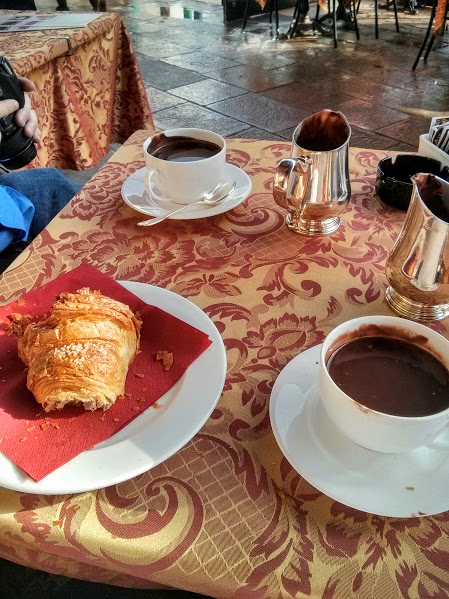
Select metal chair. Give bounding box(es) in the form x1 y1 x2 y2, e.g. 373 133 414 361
356 0 400 39
242 0 280 37
313 0 360 47
282 0 317 40
412 0 448 70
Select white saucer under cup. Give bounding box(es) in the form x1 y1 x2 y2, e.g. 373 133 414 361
121 164 252 221
270 344 449 518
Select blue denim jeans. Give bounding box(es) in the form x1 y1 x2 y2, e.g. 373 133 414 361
0 168 81 242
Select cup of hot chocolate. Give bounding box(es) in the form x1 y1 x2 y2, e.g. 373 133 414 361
143 128 226 205
319 315 449 453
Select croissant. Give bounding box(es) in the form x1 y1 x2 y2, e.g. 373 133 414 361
17 288 142 412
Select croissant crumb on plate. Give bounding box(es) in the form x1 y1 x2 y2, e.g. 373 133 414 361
12 287 142 412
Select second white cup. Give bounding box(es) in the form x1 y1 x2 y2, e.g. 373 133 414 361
143 128 226 205
319 315 449 453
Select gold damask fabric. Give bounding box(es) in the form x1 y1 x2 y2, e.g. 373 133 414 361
0 12 153 170
0 132 448 598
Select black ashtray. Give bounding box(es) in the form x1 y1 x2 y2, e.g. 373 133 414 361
376 154 449 210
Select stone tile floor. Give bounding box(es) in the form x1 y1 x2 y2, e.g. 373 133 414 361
1 0 449 596
41 0 449 162
35 0 449 188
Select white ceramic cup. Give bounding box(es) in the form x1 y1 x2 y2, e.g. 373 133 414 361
319 315 449 453
143 128 226 205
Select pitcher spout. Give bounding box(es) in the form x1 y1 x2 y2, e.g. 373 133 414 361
411 173 449 224
296 109 351 153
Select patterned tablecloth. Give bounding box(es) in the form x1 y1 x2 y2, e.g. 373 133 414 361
0 11 153 170
435 0 448 33
1 132 449 598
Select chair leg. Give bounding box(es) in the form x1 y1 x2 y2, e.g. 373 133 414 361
412 0 437 69
374 0 379 38
333 0 337 47
275 0 279 36
243 0 279 35
392 0 400 32
242 0 251 30
292 0 302 21
423 3 447 63
290 0 306 36
351 0 360 39
424 32 437 60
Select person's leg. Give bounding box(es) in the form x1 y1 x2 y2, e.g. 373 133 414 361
56 0 70 11
0 168 81 241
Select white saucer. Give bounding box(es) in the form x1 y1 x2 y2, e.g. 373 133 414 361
121 163 252 219
270 344 449 518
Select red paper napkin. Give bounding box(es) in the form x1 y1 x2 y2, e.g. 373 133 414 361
0 264 211 482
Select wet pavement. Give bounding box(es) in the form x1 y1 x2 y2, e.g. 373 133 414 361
35 0 449 153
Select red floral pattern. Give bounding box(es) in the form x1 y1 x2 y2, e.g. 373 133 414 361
0 11 153 170
1 133 449 597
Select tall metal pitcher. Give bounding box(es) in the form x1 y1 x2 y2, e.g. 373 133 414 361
273 109 351 236
385 173 449 321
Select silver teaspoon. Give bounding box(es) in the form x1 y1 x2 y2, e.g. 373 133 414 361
137 181 236 227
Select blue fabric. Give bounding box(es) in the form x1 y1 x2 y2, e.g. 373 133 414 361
0 168 81 251
0 185 35 253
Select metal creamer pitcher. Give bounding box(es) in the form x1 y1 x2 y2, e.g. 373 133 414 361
385 173 449 321
273 109 351 236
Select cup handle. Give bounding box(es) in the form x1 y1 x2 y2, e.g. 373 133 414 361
144 169 170 203
273 156 311 214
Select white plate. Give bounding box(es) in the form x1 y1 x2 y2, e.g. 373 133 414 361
121 163 252 219
0 282 227 495
270 344 449 518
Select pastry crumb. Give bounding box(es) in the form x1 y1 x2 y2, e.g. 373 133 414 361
7 313 33 337
156 350 173 371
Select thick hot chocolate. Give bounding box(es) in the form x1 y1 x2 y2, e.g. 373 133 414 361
327 336 449 417
147 134 221 163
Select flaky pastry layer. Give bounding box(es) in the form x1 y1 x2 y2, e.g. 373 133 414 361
17 287 142 412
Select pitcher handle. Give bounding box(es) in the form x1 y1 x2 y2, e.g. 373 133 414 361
273 157 311 215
